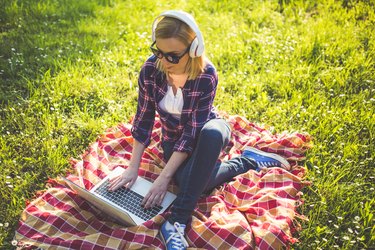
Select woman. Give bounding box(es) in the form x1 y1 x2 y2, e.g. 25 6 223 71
108 10 290 250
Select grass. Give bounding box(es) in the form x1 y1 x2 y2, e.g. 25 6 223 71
0 0 374 249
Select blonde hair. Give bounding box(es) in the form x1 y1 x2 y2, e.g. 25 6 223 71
154 17 206 80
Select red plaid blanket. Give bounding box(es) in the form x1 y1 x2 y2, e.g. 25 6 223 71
15 115 311 249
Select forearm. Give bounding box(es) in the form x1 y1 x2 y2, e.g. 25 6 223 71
128 139 146 170
160 151 188 180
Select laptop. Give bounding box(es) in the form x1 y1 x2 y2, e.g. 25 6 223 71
61 167 177 226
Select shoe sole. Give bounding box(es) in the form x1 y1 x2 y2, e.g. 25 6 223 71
244 146 291 170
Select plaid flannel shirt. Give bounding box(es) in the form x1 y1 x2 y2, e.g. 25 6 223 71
131 55 219 155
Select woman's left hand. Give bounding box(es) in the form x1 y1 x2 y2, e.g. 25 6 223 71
142 175 171 209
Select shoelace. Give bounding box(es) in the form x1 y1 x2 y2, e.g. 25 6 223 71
258 161 281 169
165 222 189 249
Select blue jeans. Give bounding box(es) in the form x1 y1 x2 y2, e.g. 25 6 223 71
162 118 257 225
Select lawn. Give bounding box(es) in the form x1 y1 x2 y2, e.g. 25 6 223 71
0 0 374 249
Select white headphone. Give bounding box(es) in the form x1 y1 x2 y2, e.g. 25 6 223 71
151 10 205 58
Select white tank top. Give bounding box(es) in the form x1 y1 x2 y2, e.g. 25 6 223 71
158 85 184 119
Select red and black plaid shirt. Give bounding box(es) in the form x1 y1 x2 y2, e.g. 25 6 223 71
131 55 219 155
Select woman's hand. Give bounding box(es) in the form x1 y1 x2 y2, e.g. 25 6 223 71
142 175 171 209
108 166 138 192
141 151 187 209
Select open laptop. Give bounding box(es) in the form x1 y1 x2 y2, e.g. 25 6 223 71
61 167 177 226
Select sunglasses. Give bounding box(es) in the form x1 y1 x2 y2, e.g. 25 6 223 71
150 41 190 64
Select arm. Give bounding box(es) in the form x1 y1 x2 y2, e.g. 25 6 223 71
131 61 156 148
109 61 155 191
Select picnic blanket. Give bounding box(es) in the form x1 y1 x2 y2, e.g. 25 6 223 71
15 115 312 249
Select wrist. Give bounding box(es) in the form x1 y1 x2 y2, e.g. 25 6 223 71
159 171 173 181
127 162 139 170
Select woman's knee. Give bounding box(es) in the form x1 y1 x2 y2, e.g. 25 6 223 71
200 119 230 145
200 126 223 143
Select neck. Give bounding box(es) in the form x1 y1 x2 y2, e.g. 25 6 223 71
168 68 188 75
169 72 188 77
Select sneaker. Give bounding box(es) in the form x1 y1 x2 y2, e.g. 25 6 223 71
160 221 189 250
242 146 291 171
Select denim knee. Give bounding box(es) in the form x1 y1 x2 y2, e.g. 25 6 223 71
200 126 224 144
200 120 230 148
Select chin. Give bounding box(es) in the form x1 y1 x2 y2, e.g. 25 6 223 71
166 68 176 74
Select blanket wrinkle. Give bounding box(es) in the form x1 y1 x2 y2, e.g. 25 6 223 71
15 115 311 250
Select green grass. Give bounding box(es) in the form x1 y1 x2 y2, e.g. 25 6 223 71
1 0 374 249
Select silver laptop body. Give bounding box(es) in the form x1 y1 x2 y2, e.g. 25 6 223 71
62 167 176 226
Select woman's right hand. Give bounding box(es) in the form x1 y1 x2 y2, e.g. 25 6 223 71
108 166 138 192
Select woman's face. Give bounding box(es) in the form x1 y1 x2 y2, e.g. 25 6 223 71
155 38 190 75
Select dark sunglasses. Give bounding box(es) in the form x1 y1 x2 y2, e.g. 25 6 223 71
150 41 190 64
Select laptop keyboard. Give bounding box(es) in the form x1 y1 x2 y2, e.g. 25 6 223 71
93 179 163 221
